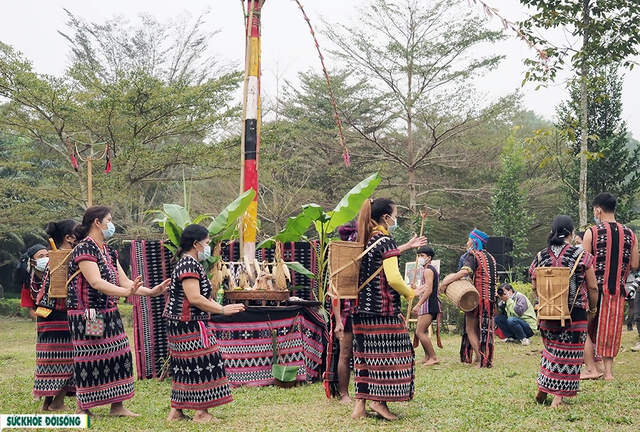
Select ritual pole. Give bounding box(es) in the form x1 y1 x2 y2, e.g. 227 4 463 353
240 0 263 261
87 155 93 207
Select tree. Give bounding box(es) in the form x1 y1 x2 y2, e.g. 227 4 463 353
519 0 640 228
323 0 511 212
0 12 241 231
491 132 534 272
557 66 640 223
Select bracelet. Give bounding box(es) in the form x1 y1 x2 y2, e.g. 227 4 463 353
221 306 225 315
588 307 597 314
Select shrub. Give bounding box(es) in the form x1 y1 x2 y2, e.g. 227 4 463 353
0 298 31 319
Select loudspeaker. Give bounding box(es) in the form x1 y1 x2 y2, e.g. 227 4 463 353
492 254 513 271
486 236 513 254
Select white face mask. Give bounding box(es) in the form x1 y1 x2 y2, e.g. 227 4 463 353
197 241 211 262
417 257 427 267
34 257 49 272
102 222 116 239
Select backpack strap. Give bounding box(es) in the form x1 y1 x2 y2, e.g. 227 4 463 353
357 265 384 293
568 249 585 313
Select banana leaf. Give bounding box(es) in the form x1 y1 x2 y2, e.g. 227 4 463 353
284 261 316 279
321 172 381 234
208 189 256 238
272 364 298 382
162 204 191 229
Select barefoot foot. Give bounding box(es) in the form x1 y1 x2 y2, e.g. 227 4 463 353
580 369 603 380
550 396 566 409
167 408 190 421
369 401 398 421
340 394 354 404
603 373 615 381
350 409 369 419
423 358 440 366
193 413 220 424
41 397 53 412
48 403 70 411
109 406 139 417
535 390 547 404
75 409 96 418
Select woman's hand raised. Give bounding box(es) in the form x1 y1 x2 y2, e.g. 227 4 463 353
149 279 171 297
128 276 143 296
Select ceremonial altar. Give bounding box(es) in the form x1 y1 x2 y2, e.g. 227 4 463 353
209 305 325 387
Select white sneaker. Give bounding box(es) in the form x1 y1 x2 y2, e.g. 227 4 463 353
631 342 640 352
521 338 531 346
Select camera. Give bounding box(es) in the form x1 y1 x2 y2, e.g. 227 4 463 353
626 276 639 300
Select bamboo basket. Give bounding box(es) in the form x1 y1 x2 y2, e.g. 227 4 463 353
48 249 73 298
445 278 479 312
534 266 571 326
328 241 365 299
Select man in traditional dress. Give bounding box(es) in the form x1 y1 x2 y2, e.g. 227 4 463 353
581 193 639 381
441 229 498 368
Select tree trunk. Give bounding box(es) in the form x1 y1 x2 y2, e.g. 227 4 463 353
578 0 590 229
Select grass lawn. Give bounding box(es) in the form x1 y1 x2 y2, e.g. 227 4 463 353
2 308 640 431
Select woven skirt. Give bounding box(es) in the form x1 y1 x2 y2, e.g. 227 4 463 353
538 318 587 397
167 320 233 410
68 307 135 409
352 314 414 402
34 311 76 397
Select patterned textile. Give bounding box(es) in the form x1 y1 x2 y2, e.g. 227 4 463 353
538 310 588 397
418 264 441 316
529 244 595 311
167 320 233 409
356 231 402 316
34 310 76 398
469 229 489 251
163 255 212 322
67 237 134 409
210 306 324 387
68 308 135 409
352 314 415 402
460 250 497 368
130 240 174 380
221 241 318 300
66 237 119 311
590 222 636 357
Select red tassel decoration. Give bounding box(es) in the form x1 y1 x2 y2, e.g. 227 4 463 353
70 152 79 172
104 143 112 173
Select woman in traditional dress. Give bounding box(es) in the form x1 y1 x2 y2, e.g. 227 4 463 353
441 229 498 368
31 220 78 411
17 244 49 321
164 224 245 424
351 198 425 421
67 206 169 417
529 215 598 408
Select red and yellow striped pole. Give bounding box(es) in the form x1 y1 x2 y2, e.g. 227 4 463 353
240 0 263 260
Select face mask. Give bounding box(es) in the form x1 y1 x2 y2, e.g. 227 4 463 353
594 217 600 224
387 216 398 234
197 242 211 262
417 257 427 267
34 257 49 272
102 222 116 239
